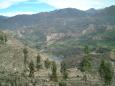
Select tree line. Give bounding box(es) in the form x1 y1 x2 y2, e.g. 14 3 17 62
22 46 114 86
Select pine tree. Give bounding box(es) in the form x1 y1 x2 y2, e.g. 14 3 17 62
1 33 7 44
4 34 7 43
80 46 92 72
79 46 92 83
36 54 41 70
44 58 51 69
99 59 113 85
63 71 68 80
23 48 28 70
80 57 92 72
60 61 68 80
29 61 35 77
59 81 67 86
84 45 89 55
0 32 5 44
50 61 58 81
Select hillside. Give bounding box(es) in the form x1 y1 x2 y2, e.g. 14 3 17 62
0 31 60 85
0 30 38 72
0 5 115 65
0 31 113 86
0 5 115 86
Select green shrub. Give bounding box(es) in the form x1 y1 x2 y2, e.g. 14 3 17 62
59 81 67 86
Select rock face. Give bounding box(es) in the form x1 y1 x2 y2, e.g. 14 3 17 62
82 24 95 35
67 68 83 79
110 50 115 61
0 6 115 50
46 32 77 44
46 33 66 42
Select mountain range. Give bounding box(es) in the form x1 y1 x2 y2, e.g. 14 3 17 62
0 5 115 59
0 5 115 29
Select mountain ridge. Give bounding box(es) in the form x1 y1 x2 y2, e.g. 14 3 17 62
0 5 115 55
0 5 115 30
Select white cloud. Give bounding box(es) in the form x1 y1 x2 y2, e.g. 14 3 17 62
0 0 113 10
39 0 111 10
0 0 114 16
0 0 28 9
0 11 35 17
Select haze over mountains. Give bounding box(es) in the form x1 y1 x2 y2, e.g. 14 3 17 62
0 5 115 55
0 5 115 86
0 5 115 29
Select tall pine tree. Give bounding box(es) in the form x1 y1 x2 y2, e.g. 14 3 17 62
36 53 41 70
79 46 92 82
80 45 92 72
99 59 113 85
60 61 68 80
50 61 58 81
29 60 35 77
23 48 28 70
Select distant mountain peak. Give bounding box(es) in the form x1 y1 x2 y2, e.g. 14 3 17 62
50 8 86 17
53 8 84 13
104 5 115 15
0 5 115 30
87 8 96 11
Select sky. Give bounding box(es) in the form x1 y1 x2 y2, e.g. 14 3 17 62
0 0 115 16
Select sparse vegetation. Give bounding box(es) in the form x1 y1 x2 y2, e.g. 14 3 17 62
60 61 68 80
1 5 115 86
0 31 7 44
23 48 28 70
36 53 42 70
44 58 51 69
59 81 67 86
99 58 113 85
29 60 35 77
50 61 58 82
80 46 92 72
